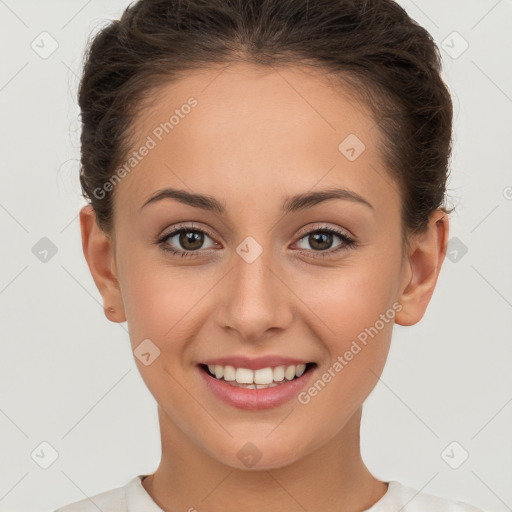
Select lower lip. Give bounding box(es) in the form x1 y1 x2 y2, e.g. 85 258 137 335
197 365 316 410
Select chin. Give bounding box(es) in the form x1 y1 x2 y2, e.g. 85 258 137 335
209 435 309 471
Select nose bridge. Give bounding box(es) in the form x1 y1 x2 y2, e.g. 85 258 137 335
218 237 292 340
234 241 276 298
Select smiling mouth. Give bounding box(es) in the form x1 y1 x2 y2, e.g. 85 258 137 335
198 362 317 389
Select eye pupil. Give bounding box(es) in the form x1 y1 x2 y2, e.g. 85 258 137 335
310 232 333 251
180 230 204 250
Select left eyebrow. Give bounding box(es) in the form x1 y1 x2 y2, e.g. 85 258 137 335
139 186 374 214
282 187 374 214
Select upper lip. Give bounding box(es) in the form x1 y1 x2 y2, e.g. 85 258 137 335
200 355 314 370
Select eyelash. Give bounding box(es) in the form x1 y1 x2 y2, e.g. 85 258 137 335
155 223 357 259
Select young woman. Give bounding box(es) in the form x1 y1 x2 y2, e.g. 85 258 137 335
55 0 486 510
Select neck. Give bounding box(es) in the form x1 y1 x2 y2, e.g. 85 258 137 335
142 406 388 512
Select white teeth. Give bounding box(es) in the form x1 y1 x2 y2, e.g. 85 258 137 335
214 365 224 379
295 364 306 377
273 366 285 381
223 365 236 381
235 367 254 384
285 366 296 380
227 381 279 389
254 367 274 385
204 363 312 385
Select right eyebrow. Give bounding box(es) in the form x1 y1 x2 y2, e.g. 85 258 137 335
139 188 226 214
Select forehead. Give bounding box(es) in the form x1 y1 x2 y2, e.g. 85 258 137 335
115 62 394 216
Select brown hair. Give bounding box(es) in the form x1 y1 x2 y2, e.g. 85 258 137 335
78 0 454 245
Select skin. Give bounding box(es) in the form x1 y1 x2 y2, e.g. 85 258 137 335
80 62 449 512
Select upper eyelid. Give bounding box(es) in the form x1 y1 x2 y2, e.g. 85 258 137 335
294 223 353 239
162 222 214 237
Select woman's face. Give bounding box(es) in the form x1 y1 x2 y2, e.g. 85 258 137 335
98 63 420 469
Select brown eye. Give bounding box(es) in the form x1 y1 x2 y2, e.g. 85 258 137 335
308 232 335 251
158 224 217 258
295 227 355 255
177 230 205 251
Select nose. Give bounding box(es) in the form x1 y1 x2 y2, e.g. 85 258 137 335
216 246 293 343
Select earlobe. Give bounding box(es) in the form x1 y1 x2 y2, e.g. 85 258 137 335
79 205 126 323
395 210 449 327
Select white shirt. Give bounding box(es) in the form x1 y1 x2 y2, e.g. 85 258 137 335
54 475 487 512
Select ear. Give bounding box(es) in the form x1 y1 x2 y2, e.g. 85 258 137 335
79 205 126 323
394 209 449 326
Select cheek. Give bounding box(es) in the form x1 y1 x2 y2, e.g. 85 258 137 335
120 266 208 397
293 256 399 342
119 245 208 338
293 284 395 435
287 253 400 399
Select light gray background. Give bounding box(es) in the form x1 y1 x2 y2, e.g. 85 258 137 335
0 1 511 511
